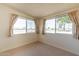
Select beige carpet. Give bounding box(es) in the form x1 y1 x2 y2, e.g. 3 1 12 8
0 42 77 56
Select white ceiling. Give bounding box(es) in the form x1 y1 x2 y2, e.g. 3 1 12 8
4 3 79 18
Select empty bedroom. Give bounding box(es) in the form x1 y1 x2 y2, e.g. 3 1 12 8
0 3 79 56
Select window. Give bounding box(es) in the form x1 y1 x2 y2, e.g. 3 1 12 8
56 15 72 34
45 19 55 33
45 15 72 34
27 20 36 33
13 17 35 34
13 17 26 34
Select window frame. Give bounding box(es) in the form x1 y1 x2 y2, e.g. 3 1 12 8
26 19 36 33
44 15 73 34
12 16 36 35
44 18 56 33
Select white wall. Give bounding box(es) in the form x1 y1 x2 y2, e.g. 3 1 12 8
39 33 79 55
0 5 38 52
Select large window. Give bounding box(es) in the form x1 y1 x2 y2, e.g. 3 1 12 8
45 19 55 33
27 20 36 33
45 15 72 34
13 17 35 34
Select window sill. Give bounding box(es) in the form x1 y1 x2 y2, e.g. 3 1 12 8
12 32 36 36
45 33 73 35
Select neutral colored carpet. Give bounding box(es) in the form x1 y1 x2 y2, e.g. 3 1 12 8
0 42 77 56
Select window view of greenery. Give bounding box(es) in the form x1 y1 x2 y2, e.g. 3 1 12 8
56 15 72 34
13 17 35 34
45 15 72 34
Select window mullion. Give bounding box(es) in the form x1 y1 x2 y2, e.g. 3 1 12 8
55 18 56 33
26 20 27 32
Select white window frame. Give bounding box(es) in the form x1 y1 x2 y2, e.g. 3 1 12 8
45 15 73 34
12 16 36 35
